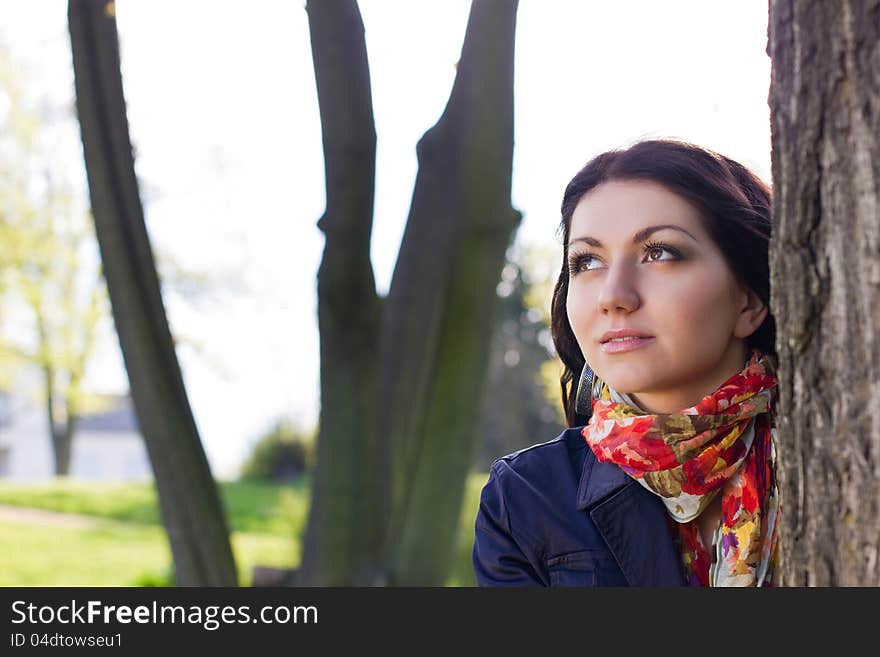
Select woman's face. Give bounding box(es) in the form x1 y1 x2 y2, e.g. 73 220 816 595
565 179 767 413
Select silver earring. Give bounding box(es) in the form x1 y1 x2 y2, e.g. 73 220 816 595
575 363 594 419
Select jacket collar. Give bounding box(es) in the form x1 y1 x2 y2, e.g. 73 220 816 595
576 436 686 586
576 443 634 510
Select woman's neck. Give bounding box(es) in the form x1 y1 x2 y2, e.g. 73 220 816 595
627 341 749 414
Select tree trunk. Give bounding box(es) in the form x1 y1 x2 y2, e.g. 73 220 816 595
39 320 71 476
68 0 238 586
769 0 880 585
49 420 75 478
44 362 71 477
380 0 520 585
297 0 383 586
299 0 520 585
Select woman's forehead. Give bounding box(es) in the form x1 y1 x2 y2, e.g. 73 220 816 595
570 179 707 241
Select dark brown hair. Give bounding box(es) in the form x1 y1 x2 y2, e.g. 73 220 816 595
550 139 775 427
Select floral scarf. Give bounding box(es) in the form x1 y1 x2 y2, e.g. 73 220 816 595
582 348 780 587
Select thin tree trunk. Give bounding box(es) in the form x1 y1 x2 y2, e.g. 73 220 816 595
43 364 71 476
35 304 70 476
36 297 63 475
68 0 237 586
50 420 75 478
769 0 880 585
297 0 383 586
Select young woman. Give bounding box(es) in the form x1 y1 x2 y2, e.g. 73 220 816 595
473 139 779 587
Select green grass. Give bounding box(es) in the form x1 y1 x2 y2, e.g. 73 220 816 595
0 520 172 587
0 520 298 587
0 473 488 587
0 478 311 536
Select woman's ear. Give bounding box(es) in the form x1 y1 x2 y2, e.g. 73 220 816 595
734 287 768 339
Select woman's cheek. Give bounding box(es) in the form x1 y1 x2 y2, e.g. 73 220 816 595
566 296 594 358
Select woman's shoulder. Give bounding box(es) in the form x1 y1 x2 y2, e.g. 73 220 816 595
474 427 633 586
493 425 588 463
487 426 591 487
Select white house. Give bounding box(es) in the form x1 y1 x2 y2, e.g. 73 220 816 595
0 385 152 482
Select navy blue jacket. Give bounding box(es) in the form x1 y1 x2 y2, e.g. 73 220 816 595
472 426 687 586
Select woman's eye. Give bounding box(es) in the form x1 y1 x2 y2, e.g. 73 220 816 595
568 242 680 276
644 245 674 262
568 253 597 274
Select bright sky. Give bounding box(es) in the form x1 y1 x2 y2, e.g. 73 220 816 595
1 1 772 478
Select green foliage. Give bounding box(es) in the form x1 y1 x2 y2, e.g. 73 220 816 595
0 42 111 433
239 419 316 483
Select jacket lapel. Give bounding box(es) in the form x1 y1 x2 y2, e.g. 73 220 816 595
577 451 686 586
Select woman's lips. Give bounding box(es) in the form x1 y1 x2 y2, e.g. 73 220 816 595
600 336 655 354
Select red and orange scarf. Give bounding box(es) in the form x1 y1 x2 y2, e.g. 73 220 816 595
582 348 780 586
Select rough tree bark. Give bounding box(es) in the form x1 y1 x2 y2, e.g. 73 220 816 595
769 0 880 585
299 0 520 585
68 0 238 586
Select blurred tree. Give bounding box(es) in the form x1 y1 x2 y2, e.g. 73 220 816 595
67 0 237 586
473 242 565 471
0 44 109 475
239 418 315 483
769 0 880 585
1 39 235 475
0 45 29 389
5 190 107 477
299 0 520 585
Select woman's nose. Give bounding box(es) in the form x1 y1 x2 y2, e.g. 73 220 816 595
596 262 640 314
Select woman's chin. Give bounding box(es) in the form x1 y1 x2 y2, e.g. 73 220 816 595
598 371 653 394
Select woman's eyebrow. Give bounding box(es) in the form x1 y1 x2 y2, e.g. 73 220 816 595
570 224 698 247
